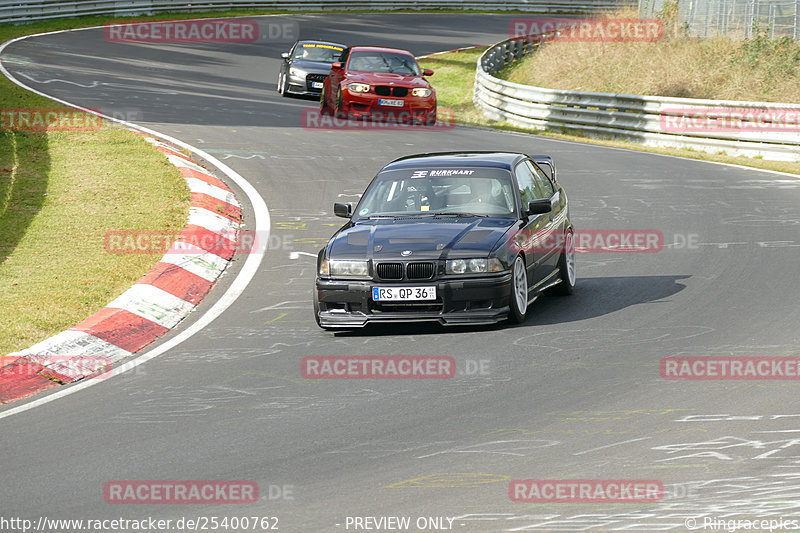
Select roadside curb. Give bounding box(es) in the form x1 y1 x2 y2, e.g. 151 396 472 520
0 132 242 405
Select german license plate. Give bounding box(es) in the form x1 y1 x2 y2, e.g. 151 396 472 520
372 286 436 301
378 98 404 107
312 81 324 89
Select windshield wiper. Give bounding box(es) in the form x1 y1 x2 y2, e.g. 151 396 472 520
434 212 490 218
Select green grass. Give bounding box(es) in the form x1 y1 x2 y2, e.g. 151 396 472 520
419 49 800 175
0 10 206 355
0 128 190 356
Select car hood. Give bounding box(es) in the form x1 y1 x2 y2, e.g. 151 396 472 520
345 71 430 87
329 218 515 261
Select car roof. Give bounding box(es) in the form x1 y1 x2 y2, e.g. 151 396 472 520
348 45 415 55
296 40 346 48
382 152 527 171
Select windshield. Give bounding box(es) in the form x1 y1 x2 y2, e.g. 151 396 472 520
292 43 344 63
347 51 421 75
354 168 517 219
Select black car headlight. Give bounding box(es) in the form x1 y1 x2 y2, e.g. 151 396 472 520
320 259 370 278
445 258 504 274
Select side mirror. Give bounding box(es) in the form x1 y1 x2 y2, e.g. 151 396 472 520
527 197 554 215
331 62 343 70
334 202 352 218
281 52 289 60
423 68 434 76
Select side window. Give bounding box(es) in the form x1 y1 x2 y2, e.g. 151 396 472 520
528 161 554 197
339 48 350 65
514 162 540 206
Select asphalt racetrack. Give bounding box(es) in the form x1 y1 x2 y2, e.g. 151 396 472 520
2 13 800 532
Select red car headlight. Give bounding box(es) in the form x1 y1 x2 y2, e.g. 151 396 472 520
347 82 371 93
411 88 432 97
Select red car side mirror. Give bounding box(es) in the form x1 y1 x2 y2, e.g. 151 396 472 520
423 68 434 76
331 62 343 70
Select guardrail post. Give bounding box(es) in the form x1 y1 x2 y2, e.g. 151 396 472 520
795 0 799 39
768 3 775 38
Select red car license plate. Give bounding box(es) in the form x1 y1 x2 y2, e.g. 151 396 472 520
378 98 404 107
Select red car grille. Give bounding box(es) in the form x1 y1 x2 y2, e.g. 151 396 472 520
374 86 409 97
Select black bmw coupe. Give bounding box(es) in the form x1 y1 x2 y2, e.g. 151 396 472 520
314 152 575 329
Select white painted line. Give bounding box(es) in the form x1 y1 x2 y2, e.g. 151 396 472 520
186 177 241 207
107 284 196 329
416 45 480 59
165 153 210 174
572 437 652 456
11 330 132 362
158 253 228 282
187 206 241 236
0 26 270 420
142 137 191 157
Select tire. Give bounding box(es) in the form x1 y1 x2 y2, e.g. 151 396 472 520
313 288 333 330
548 229 576 296
507 255 529 323
334 88 347 119
320 86 333 115
424 108 437 126
278 71 291 96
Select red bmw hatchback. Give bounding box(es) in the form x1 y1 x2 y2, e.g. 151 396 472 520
320 46 437 125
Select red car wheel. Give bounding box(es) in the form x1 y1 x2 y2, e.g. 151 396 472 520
334 88 347 119
320 85 333 116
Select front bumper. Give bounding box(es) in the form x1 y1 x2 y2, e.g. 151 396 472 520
315 274 512 328
286 73 327 96
342 92 436 122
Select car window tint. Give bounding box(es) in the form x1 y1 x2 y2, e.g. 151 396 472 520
515 162 544 203
347 52 420 75
527 161 554 197
355 168 515 218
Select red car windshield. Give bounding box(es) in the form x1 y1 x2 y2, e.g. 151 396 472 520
347 51 421 75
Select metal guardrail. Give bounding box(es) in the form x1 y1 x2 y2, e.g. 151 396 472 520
640 0 800 40
0 0 637 25
473 34 800 161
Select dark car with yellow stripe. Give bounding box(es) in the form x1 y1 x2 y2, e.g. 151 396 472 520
278 40 346 97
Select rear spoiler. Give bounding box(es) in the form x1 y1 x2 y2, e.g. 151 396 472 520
531 155 556 183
